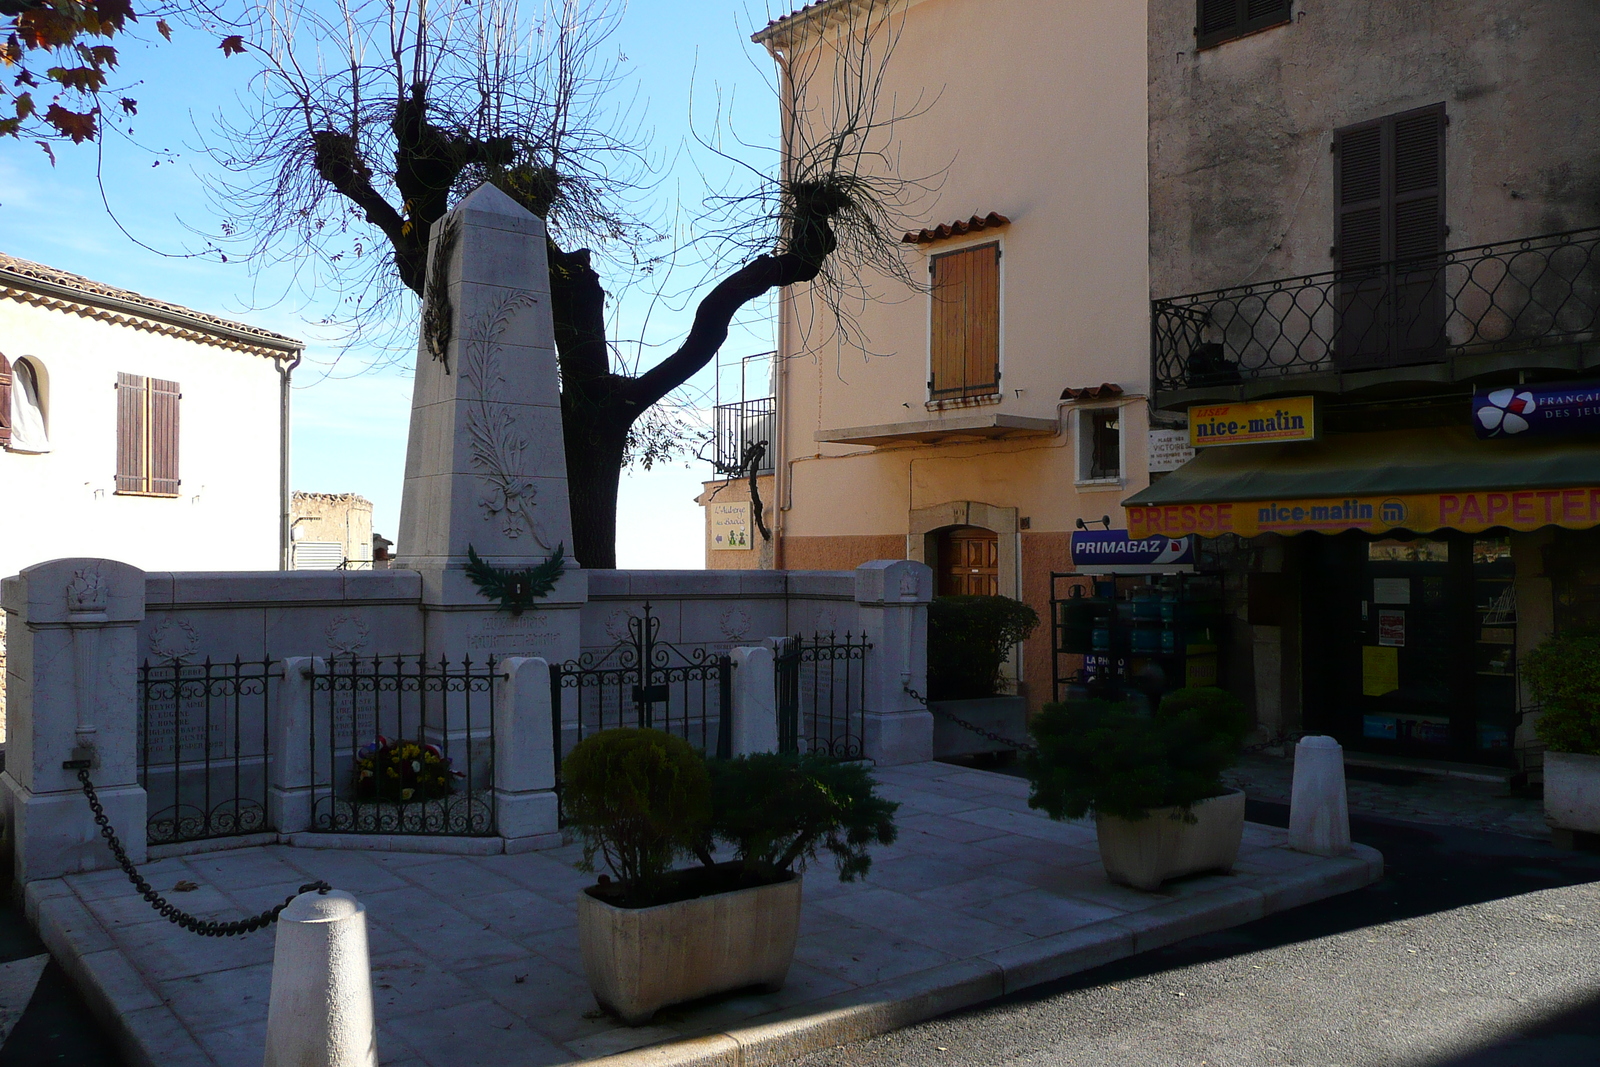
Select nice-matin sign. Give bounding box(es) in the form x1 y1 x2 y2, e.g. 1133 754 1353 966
1188 397 1316 447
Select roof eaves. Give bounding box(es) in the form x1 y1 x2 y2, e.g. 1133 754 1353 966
751 0 858 47
0 254 304 356
901 212 1010 245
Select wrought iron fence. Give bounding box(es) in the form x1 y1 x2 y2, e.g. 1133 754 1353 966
713 397 776 476
1152 227 1600 393
306 656 499 836
550 603 732 764
138 657 277 846
775 632 871 759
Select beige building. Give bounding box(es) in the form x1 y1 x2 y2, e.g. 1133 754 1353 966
290 491 377 569
707 0 1152 706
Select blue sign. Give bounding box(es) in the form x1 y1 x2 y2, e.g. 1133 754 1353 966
1473 381 1600 439
1070 530 1195 571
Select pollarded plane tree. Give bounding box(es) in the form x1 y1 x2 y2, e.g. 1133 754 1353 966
201 0 932 567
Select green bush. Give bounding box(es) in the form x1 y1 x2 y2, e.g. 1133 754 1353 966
1526 627 1600 755
562 729 711 906
1023 687 1249 822
701 753 899 883
927 595 1041 700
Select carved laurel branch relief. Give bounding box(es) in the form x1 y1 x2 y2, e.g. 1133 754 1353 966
459 290 551 547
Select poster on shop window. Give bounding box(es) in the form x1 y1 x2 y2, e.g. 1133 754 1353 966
1377 609 1406 647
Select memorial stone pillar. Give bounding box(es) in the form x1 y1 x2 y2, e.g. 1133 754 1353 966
1 559 147 883
396 182 587 666
854 560 934 766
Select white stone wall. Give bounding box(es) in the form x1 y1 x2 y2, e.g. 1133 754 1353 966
0 298 288 585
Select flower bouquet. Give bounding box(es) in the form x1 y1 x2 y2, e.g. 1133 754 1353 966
353 736 460 802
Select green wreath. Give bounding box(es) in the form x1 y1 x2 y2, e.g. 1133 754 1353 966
464 543 565 615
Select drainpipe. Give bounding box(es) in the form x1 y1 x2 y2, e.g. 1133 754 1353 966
278 351 303 570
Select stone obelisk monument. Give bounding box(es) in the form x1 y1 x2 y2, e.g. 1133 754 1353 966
397 183 585 664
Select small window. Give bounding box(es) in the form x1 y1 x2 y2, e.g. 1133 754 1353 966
116 372 181 496
1079 408 1121 483
1196 0 1291 50
928 243 1000 401
2 354 51 453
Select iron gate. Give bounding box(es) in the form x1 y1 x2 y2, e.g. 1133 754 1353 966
306 655 500 836
137 657 277 846
775 632 871 759
550 603 732 817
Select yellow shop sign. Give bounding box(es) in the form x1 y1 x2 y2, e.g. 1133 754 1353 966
1188 397 1316 447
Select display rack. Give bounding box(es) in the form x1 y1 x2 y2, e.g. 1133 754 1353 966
1049 571 1226 705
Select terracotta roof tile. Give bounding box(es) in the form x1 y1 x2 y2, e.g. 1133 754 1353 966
751 0 854 45
1060 383 1125 402
901 212 1010 245
0 252 302 352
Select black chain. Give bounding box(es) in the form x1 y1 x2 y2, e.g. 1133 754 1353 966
903 686 1039 751
71 766 329 937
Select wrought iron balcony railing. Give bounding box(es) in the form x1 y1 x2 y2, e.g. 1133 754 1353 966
712 396 775 477
1152 227 1600 396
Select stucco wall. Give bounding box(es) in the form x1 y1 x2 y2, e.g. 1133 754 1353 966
291 492 375 567
1149 0 1600 299
0 298 287 582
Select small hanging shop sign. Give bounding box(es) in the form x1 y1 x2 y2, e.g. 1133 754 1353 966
1070 530 1194 573
1188 396 1316 448
710 500 753 550
1472 381 1600 439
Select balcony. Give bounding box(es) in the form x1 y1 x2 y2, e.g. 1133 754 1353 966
1151 227 1600 409
712 397 775 477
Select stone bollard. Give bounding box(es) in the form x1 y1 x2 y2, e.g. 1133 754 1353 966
1288 735 1352 856
264 890 377 1067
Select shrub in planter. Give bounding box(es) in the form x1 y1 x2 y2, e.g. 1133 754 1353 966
1525 627 1600 755
567 735 899 1025
562 728 711 907
1024 687 1249 889
697 752 900 883
927 595 1041 700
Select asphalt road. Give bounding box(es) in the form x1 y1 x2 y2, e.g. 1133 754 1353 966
796 801 1600 1067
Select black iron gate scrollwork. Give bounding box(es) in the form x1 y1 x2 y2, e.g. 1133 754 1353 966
775 632 871 759
307 655 500 836
549 603 732 818
138 657 279 846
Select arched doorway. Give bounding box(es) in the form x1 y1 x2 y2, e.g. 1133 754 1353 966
936 525 999 596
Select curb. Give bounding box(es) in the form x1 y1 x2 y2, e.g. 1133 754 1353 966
580 845 1384 1067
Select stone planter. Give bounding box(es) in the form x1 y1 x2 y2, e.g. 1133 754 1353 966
1544 751 1600 840
931 696 1027 758
577 870 802 1025
1095 789 1246 891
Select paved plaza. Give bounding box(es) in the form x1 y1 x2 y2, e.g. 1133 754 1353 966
27 762 1380 1067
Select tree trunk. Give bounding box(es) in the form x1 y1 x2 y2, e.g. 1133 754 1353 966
563 400 629 569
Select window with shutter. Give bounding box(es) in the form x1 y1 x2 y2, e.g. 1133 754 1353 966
1196 0 1291 50
115 372 181 495
0 352 11 451
1333 104 1446 369
929 243 1000 401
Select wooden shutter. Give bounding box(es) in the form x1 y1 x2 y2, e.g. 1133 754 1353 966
1334 105 1446 368
149 377 181 495
929 244 1000 400
0 352 11 451
116 372 148 493
1196 0 1290 49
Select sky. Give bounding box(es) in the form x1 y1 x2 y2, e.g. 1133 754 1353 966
0 1 792 568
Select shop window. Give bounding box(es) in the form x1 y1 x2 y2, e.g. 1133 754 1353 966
928 243 1000 402
1196 0 1291 50
1077 408 1121 483
2 354 50 453
115 372 181 496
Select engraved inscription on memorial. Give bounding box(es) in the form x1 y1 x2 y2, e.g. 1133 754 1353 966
138 693 235 762
466 612 562 655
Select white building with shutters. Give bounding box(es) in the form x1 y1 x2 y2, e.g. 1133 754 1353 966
0 253 303 584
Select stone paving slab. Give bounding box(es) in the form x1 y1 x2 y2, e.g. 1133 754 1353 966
29 762 1381 1067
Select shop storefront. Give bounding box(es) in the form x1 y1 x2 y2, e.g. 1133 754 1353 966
1124 420 1600 768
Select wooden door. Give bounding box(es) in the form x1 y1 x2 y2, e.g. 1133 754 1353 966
937 526 999 596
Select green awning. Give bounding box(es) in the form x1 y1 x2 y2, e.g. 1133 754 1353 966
1125 426 1600 507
